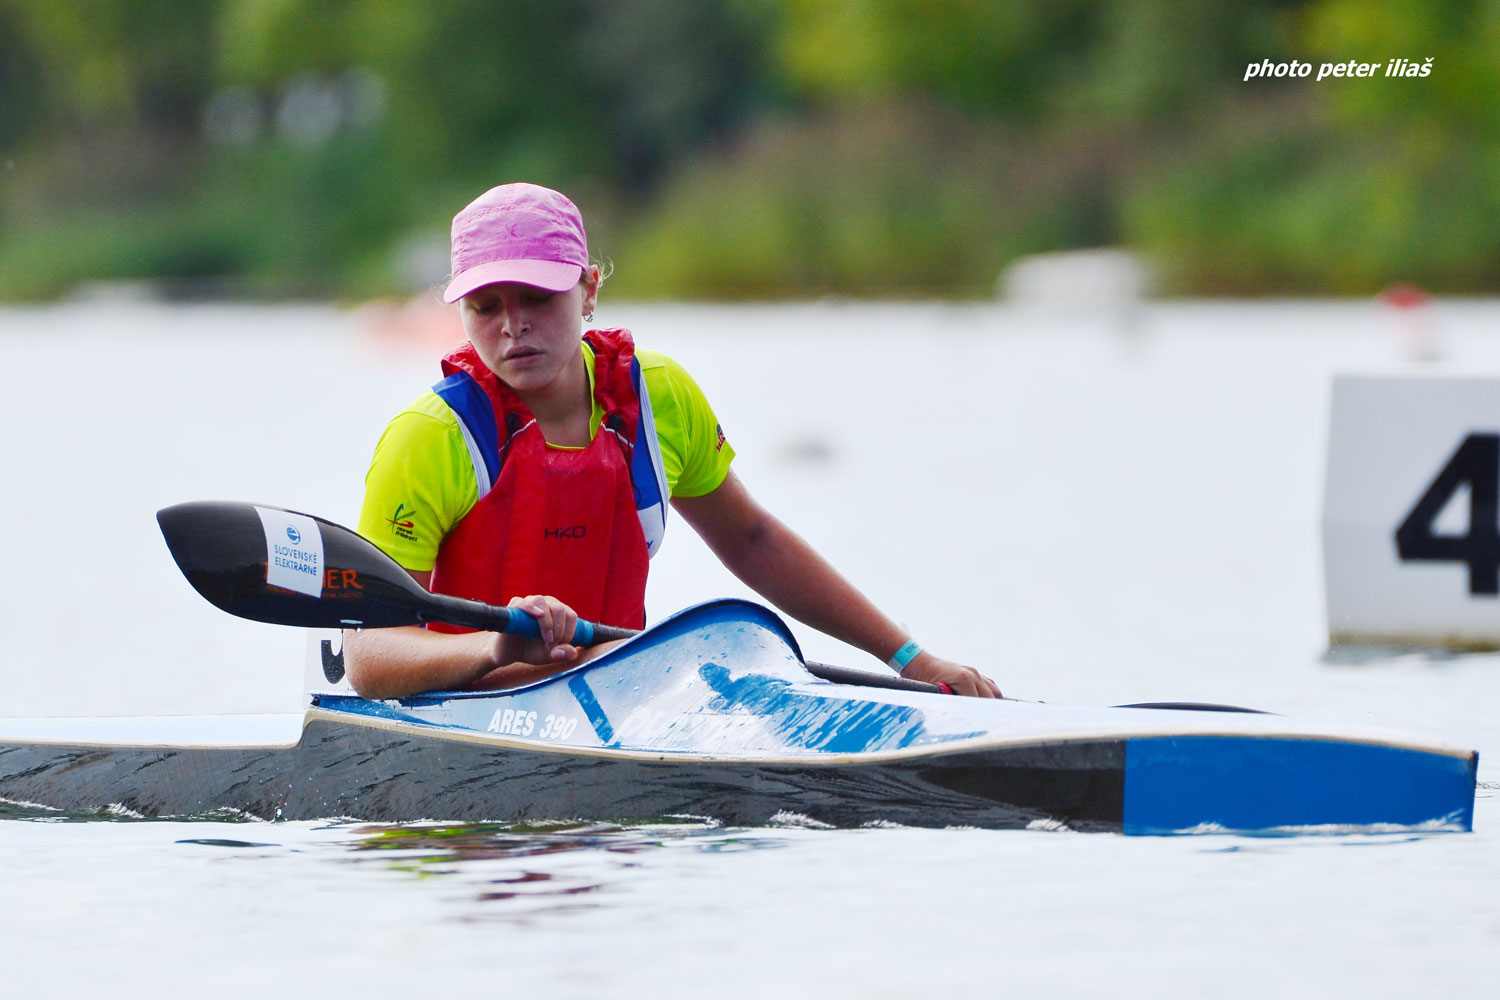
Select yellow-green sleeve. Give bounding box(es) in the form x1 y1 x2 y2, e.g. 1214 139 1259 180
356 392 479 572
637 350 735 498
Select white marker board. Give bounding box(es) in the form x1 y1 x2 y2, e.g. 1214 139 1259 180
1324 374 1500 647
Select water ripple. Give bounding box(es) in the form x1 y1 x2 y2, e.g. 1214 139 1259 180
333 819 790 920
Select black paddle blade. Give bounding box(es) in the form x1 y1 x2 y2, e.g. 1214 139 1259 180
157 501 436 629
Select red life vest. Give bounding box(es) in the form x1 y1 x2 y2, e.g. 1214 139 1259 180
427 329 660 633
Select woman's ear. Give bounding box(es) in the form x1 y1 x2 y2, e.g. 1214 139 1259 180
582 267 601 316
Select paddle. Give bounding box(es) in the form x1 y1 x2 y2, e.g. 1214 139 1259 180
156 500 947 694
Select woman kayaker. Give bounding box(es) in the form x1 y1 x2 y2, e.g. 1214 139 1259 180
343 182 1000 699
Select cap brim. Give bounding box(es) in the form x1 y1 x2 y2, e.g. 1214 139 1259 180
443 260 584 302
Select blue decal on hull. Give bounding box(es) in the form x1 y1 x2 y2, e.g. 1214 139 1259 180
569 675 616 746
699 663 929 753
1124 736 1477 834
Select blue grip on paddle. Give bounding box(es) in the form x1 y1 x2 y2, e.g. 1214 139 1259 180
503 606 596 645
504 606 542 639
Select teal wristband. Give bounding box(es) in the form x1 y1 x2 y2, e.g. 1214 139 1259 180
887 640 923 673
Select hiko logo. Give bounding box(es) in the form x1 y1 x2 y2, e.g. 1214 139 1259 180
286 525 301 545
545 525 587 540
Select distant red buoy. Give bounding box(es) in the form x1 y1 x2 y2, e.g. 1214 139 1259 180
1380 283 1430 310
1378 283 1440 362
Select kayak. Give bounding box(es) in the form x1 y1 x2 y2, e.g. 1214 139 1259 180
0 599 1478 834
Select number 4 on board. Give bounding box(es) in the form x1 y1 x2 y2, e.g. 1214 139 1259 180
1395 432 1500 595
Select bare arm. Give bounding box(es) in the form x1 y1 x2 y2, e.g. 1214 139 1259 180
672 471 1000 698
342 571 609 699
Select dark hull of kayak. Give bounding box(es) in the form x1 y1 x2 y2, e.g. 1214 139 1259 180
1 718 1478 833
0 719 1126 830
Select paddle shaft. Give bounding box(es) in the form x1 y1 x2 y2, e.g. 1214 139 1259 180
156 500 947 694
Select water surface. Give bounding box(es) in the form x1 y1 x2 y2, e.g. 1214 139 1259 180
1 299 1496 996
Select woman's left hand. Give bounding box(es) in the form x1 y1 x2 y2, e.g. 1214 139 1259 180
902 652 1002 699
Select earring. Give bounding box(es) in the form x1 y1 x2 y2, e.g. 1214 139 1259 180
584 312 595 323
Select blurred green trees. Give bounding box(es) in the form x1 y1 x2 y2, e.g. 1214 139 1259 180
0 0 1493 300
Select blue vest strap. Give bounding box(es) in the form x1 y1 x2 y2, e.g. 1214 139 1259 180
630 356 670 556
432 370 501 499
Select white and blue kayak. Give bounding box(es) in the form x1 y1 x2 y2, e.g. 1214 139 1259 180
0 597 1478 834
0 503 1477 834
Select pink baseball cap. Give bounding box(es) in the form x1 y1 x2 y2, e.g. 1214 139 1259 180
443 183 589 302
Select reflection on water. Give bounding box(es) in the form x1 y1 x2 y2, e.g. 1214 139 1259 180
175 838 277 848
345 818 791 863
0 809 794 925
338 819 789 920
1320 643 1494 666
1197 833 1432 855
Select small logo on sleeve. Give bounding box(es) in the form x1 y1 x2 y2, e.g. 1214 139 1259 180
715 423 727 452
386 503 418 542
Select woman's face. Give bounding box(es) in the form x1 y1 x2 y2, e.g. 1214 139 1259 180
460 275 598 397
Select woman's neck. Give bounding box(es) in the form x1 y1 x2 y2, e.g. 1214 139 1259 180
517 351 592 446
